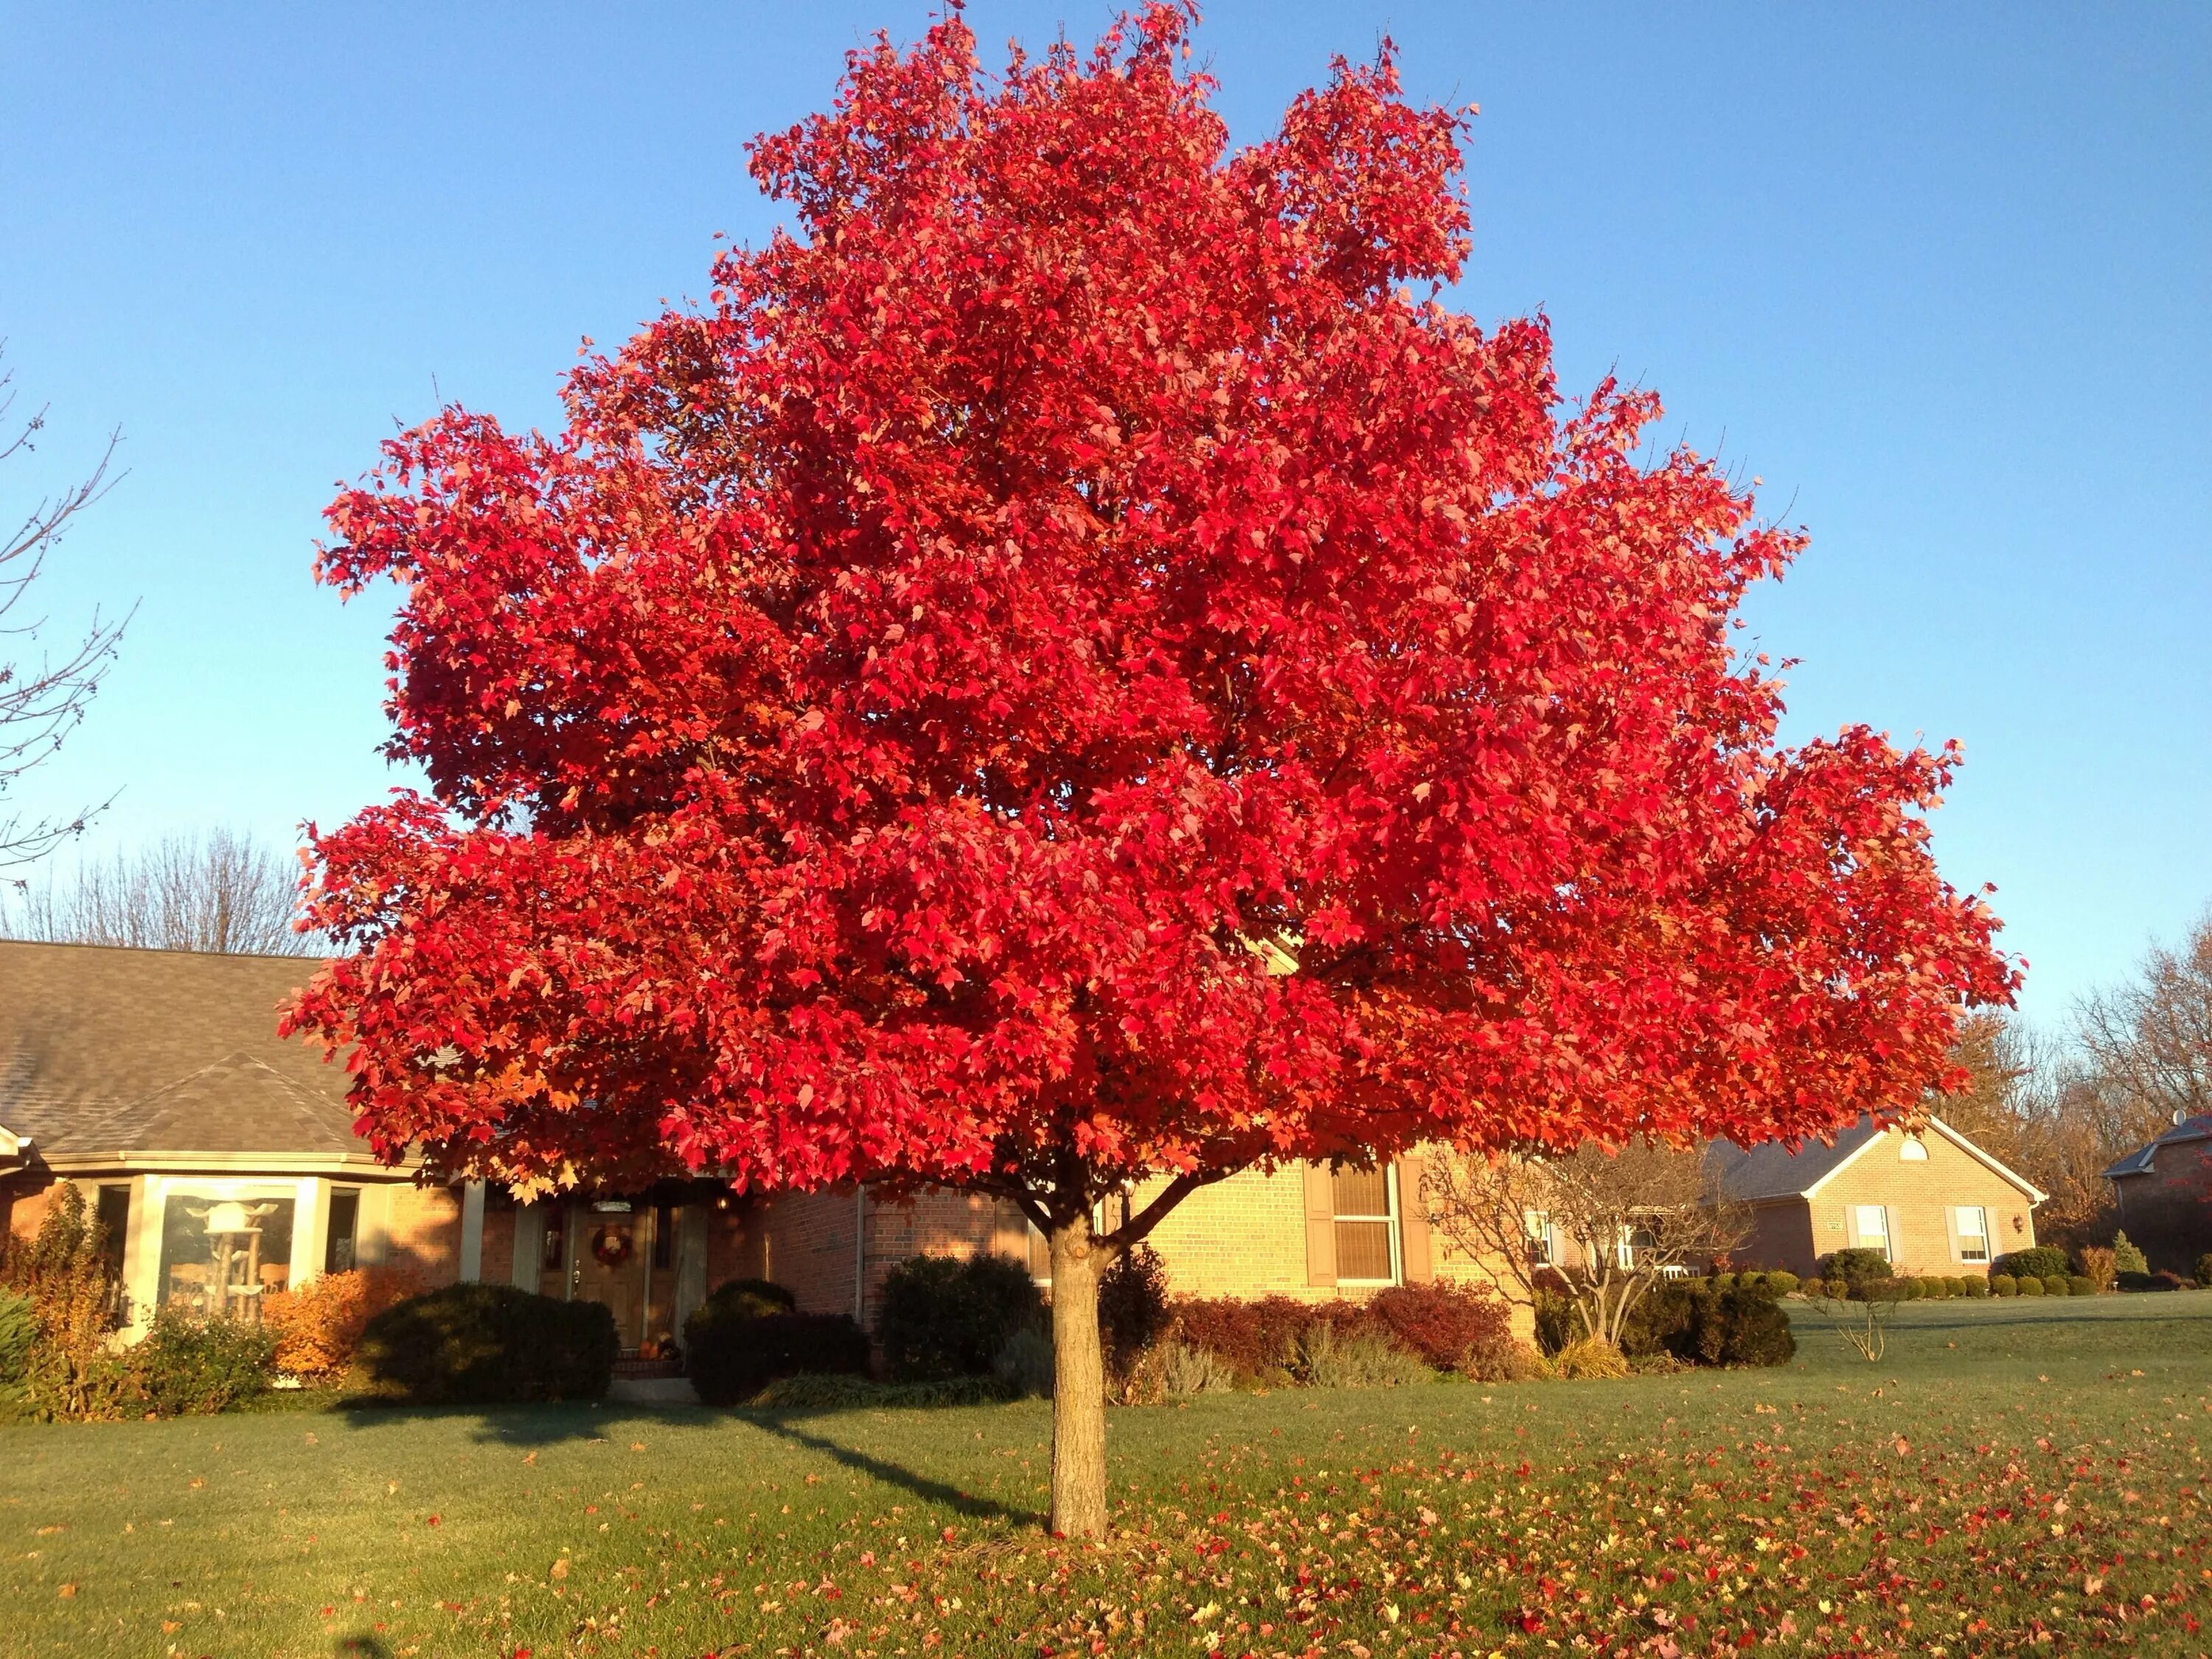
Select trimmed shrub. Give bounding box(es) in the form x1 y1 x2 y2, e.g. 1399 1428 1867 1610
2118 1269 2189 1293
1996 1247 2067 1282
1363 1282 1516 1374
1764 1271 1800 1297
2196 1253 2212 1289
1899 1278 1925 1301
133 1310 276 1416
1963 1275 1991 1298
687 1306 870 1407
1989 1273 2017 1296
358 1283 616 1404
698 1278 799 1321
1823 1248 1893 1294
992 1327 1054 1398
1707 1273 1736 1293
2111 1233 2148 1276
877 1254 1043 1382
2065 1275 2096 1297
0 1288 32 1386
2039 1275 2070 1298
1619 1279 1792 1368
1098 1244 1171 1376
1531 1290 1578 1358
1172 1295 1326 1382
262 1265 425 1380
2017 1275 2045 1296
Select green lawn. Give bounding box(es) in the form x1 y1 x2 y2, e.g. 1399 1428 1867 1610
4 1295 2209 1658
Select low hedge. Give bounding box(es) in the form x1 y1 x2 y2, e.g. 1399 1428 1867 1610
358 1283 616 1404
2066 1275 2097 1297
1990 1273 2017 1296
687 1308 871 1407
2197 1254 2212 1289
134 1310 276 1416
1995 1247 2068 1282
2118 1269 2191 1293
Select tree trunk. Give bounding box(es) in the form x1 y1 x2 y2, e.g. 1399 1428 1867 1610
1047 1210 1110 1540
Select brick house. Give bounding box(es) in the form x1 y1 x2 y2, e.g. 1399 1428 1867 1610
2102 1115 2212 1274
1706 1114 2043 1279
3 940 1529 1351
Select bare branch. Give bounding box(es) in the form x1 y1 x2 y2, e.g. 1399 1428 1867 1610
0 349 133 869
3 827 321 955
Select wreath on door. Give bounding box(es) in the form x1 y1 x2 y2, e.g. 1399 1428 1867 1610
590 1224 635 1268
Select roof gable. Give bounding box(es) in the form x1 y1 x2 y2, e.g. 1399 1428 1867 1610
1709 1113 2046 1204
2102 1113 2212 1180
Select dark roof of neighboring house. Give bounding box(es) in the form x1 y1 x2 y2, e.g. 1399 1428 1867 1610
2102 1115 2212 1180
1706 1113 2046 1205
0 940 362 1162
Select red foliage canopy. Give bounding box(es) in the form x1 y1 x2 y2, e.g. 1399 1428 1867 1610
288 7 2015 1223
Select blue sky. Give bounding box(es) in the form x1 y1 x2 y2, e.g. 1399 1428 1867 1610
1 3 2205 1022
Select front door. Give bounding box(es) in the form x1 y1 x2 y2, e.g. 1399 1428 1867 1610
572 1202 648 1349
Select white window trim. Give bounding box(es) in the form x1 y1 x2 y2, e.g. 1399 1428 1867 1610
1333 1164 1402 1287
1953 1204 1990 1264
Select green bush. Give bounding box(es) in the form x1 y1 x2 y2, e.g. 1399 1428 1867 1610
696 1278 798 1321
1764 1270 1800 1296
2017 1275 2045 1297
1820 1276 1848 1299
686 1307 871 1406
1995 1247 2067 1282
1532 1290 1578 1357
1706 1272 1735 1293
1963 1276 1991 1298
2111 1233 2148 1276
750 1371 1015 1410
2065 1275 2096 1297
1900 1278 1926 1301
1989 1273 2017 1296
2196 1254 2212 1289
0 1288 33 1386
1619 1279 1792 1368
2118 1269 2189 1293
358 1283 616 1404
1823 1249 1893 1296
1947 1276 1971 1298
877 1253 1042 1382
1098 1244 1172 1374
1296 1322 1431 1388
133 1310 276 1416
992 1327 1054 1397
2039 1274 2069 1297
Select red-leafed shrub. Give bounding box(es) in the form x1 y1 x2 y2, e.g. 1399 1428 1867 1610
262 1266 426 1380
1362 1282 1516 1373
1169 1295 1325 1383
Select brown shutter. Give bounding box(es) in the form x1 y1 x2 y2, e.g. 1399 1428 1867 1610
1302 1162 1338 1287
1397 1156 1433 1283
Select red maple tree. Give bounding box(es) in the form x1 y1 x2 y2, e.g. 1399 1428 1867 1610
289 5 2014 1534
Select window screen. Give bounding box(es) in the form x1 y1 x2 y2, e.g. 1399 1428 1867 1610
1853 1205 1891 1257
1332 1166 1397 1284
1953 1206 1989 1263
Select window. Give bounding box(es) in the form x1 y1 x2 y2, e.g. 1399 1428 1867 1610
325 1189 361 1273
157 1193 295 1317
1899 1138 1929 1162
1332 1165 1399 1284
542 1206 568 1271
1852 1205 1891 1259
95 1185 131 1278
1952 1206 1989 1264
1524 1210 1554 1267
652 1202 675 1270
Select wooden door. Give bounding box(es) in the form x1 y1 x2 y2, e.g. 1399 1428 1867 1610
573 1205 648 1349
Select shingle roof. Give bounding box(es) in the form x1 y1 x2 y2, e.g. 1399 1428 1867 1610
0 941 363 1161
1705 1113 2045 1204
2102 1114 2212 1181
1705 1119 1884 1203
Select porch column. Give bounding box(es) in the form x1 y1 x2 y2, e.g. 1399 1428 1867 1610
459 1181 487 1281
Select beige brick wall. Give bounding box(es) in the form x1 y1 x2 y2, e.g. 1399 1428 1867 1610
382 1182 464 1287
1806 1125 2034 1276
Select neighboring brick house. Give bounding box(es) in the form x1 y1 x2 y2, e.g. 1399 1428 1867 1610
2102 1115 2212 1274
1706 1114 2043 1279
2 939 1530 1353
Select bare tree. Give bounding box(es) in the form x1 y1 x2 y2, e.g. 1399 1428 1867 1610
4 827 316 955
2076 908 2212 1129
0 349 131 870
1424 1138 1750 1350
